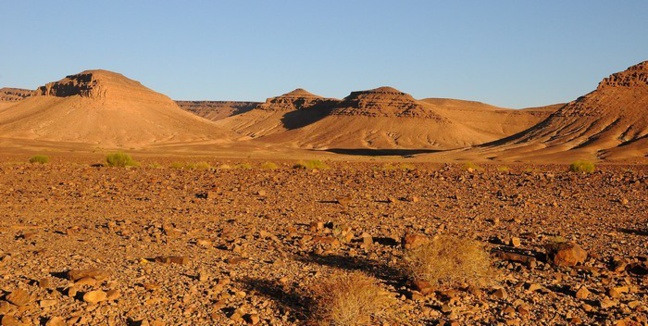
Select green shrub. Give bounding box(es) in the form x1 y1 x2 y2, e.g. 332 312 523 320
569 160 595 173
106 152 138 167
462 162 481 171
261 161 279 170
29 155 49 164
293 160 328 170
496 166 510 172
194 161 212 170
235 163 252 169
170 162 184 169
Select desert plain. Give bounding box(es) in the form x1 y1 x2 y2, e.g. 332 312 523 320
0 61 647 325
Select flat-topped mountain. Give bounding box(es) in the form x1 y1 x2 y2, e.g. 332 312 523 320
332 86 444 119
0 70 232 148
213 88 339 138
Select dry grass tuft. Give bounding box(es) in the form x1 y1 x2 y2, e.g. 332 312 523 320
403 235 492 288
311 272 393 326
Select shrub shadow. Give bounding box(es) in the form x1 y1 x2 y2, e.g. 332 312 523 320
295 252 406 286
240 278 313 321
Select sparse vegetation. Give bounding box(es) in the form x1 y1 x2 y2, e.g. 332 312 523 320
569 160 595 173
462 162 481 171
106 152 138 167
293 159 329 170
496 165 510 172
235 162 252 169
29 155 49 164
193 161 212 170
381 163 416 171
261 161 279 170
170 162 184 169
403 235 492 288
147 163 162 169
311 272 394 326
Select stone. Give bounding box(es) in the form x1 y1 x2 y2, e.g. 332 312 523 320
546 242 587 267
83 290 107 304
402 233 429 250
526 283 543 292
155 255 189 265
492 288 508 300
0 316 21 326
599 298 617 309
106 289 121 301
67 268 109 282
412 280 434 295
608 286 628 298
39 299 58 308
509 237 521 248
575 286 590 299
495 252 536 266
45 317 66 326
6 289 31 307
0 301 16 315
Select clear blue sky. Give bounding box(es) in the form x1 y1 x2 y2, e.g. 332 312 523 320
1 1 647 108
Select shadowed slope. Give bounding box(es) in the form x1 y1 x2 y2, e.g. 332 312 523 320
477 61 648 161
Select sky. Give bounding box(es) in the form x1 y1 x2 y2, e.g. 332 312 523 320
1 1 647 108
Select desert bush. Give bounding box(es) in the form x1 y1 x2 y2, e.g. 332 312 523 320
496 165 510 172
29 155 49 164
194 161 212 170
311 272 393 326
293 160 328 170
235 162 252 169
261 161 279 170
148 163 162 169
462 162 481 171
170 162 184 169
569 160 595 173
403 235 492 288
106 152 138 167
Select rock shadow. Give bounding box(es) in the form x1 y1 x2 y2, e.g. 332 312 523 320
239 278 313 322
280 103 335 130
617 227 648 236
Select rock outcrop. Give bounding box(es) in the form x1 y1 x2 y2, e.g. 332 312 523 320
0 88 34 102
256 88 339 112
332 86 444 120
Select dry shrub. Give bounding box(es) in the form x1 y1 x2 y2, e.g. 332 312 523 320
403 235 492 288
311 272 393 326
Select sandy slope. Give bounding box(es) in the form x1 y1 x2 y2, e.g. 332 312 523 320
474 61 648 162
0 70 232 148
253 87 555 150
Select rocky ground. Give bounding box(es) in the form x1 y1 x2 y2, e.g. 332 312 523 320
0 159 647 325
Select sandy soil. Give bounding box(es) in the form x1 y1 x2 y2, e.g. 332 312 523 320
0 157 646 325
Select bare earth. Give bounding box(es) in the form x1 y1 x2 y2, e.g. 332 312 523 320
0 159 647 325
